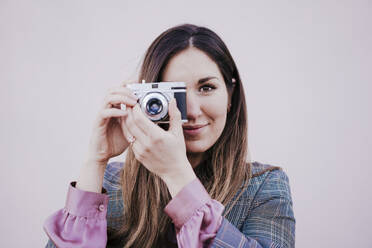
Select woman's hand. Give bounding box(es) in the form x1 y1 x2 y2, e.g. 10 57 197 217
85 83 138 166
123 98 196 196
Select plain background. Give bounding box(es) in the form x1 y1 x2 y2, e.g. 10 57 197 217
1 0 371 247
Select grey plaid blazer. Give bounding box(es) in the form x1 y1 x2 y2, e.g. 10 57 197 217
46 161 295 247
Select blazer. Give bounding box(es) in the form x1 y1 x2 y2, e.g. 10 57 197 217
45 161 295 247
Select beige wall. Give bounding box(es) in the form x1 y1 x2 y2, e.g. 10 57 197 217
1 0 371 247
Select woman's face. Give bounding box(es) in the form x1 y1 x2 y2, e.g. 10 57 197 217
162 47 230 155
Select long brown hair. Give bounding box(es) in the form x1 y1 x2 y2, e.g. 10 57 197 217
110 24 277 247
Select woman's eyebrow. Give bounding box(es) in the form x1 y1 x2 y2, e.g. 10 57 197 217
198 76 218 85
162 76 218 84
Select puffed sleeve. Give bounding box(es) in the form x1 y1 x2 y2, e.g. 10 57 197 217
43 182 109 248
164 178 224 247
164 179 266 248
164 169 295 248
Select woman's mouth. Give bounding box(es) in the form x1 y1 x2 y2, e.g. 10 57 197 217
182 124 208 136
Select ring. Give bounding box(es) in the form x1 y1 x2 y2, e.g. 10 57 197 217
128 135 136 144
129 137 136 149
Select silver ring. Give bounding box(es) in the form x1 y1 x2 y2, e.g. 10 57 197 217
128 135 136 143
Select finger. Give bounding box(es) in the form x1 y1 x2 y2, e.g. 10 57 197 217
96 108 128 126
131 104 164 138
130 139 143 161
104 85 138 109
168 98 183 135
107 85 137 98
120 116 135 143
125 107 149 145
103 94 138 109
121 78 138 87
100 108 128 119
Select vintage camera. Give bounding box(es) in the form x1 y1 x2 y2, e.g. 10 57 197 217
121 82 187 124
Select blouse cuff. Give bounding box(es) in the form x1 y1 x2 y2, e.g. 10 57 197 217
164 178 212 228
43 182 109 248
65 181 109 219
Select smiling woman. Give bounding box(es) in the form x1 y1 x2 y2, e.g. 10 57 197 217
162 47 231 159
43 24 295 248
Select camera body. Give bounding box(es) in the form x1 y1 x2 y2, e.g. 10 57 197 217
121 82 187 124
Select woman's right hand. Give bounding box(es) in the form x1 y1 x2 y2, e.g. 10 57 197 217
86 82 138 166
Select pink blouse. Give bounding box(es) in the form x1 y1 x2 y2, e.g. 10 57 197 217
43 178 224 248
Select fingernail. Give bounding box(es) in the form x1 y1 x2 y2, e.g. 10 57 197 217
129 99 137 105
129 97 137 103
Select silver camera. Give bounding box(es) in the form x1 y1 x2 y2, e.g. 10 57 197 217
121 82 187 124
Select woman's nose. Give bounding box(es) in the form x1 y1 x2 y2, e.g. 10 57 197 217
186 92 202 120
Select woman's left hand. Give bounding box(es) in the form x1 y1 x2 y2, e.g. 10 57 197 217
123 98 196 195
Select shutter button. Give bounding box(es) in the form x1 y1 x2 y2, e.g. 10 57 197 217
98 204 105 212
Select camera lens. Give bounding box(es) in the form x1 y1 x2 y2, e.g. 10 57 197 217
141 92 168 122
146 98 163 115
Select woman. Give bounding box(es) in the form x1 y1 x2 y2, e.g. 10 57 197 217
44 23 295 248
